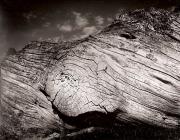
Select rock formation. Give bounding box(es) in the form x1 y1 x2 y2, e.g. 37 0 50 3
0 8 180 140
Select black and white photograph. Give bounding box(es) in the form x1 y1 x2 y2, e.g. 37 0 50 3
0 0 180 139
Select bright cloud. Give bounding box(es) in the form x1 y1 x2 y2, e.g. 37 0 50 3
95 16 104 25
57 24 73 32
73 11 89 28
82 26 97 35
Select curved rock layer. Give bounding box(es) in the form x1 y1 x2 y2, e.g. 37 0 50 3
1 8 180 139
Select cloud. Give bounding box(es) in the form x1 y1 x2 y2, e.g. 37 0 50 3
43 22 51 27
23 11 37 22
107 17 113 22
52 35 65 42
82 26 97 35
73 11 89 28
57 24 73 32
95 16 104 25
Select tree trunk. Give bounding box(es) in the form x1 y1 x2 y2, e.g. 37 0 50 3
0 8 180 139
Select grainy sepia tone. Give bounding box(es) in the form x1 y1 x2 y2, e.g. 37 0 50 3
0 1 180 140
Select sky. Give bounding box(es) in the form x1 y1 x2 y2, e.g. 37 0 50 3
0 0 180 60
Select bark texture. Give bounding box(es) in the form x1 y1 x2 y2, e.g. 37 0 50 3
1 8 180 139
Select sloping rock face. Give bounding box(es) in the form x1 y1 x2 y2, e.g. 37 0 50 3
1 8 180 139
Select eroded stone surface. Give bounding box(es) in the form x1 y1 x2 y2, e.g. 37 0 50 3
1 8 180 139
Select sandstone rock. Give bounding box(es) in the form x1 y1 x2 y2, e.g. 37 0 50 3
1 8 180 139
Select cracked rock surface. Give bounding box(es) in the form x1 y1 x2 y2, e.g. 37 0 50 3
1 8 180 139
